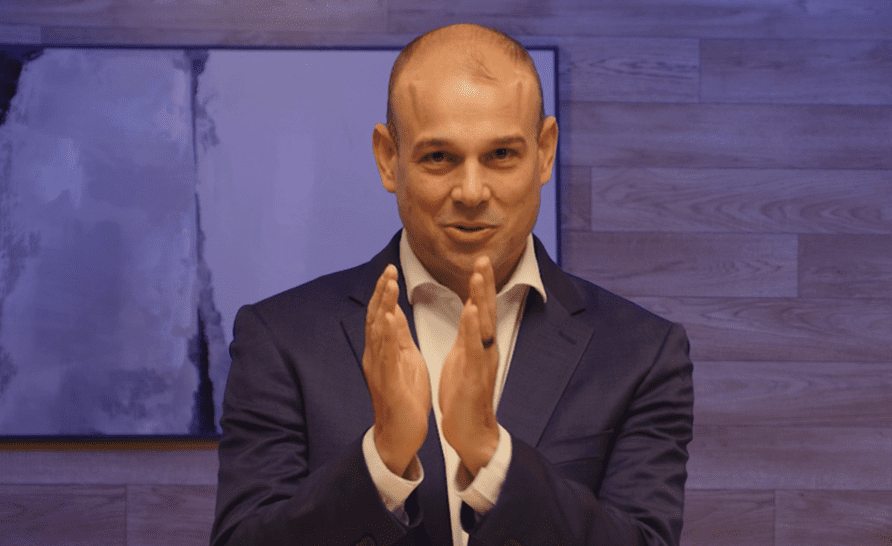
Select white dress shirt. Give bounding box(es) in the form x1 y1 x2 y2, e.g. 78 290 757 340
362 231 546 546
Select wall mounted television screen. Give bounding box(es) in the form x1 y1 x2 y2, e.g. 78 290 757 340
0 46 559 437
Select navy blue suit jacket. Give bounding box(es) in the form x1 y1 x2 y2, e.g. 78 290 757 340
211 232 693 545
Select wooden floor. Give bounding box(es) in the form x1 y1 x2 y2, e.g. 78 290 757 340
1 1 890 544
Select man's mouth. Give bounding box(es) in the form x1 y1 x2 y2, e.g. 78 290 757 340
444 224 496 243
455 226 486 232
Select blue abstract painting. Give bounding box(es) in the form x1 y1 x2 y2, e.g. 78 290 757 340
0 47 557 436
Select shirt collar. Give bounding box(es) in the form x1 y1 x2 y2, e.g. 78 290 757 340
399 230 547 305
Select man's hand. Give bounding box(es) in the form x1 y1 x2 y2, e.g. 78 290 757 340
439 256 501 477
362 264 431 477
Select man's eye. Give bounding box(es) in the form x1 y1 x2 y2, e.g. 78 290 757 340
490 148 517 161
424 151 448 163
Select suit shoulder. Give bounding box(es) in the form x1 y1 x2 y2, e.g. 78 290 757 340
565 271 676 331
243 263 368 324
559 271 692 384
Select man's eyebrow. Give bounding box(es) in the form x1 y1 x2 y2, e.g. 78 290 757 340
490 136 527 148
413 138 453 152
412 136 528 153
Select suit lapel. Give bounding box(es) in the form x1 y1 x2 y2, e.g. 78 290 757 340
341 232 419 364
415 412 451 544
497 239 595 449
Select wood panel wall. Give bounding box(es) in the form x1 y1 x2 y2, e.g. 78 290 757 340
1 2 890 545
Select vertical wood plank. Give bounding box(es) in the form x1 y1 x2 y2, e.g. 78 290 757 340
681 490 774 546
127 485 217 546
0 485 126 545
701 39 892 105
775 490 892 546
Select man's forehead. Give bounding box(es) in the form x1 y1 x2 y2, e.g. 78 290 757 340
400 78 536 146
398 41 532 91
405 69 528 100
393 47 538 130
404 75 529 122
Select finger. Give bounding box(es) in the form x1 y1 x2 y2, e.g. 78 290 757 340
367 310 396 392
479 256 497 329
374 266 399 326
370 278 398 358
367 264 398 331
383 311 399 364
390 301 417 350
366 270 399 373
381 277 399 316
366 272 387 332
467 303 493 370
470 259 496 346
460 301 483 356
469 272 492 342
364 273 389 371
454 299 470 352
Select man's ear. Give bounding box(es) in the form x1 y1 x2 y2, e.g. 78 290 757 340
537 116 559 186
373 123 398 193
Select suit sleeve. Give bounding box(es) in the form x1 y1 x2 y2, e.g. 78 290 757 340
210 305 417 546
466 323 694 546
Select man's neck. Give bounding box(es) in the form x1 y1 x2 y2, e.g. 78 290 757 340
398 231 546 306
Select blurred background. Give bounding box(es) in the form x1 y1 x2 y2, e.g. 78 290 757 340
0 1 889 544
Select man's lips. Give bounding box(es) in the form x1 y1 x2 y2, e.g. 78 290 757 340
442 223 497 241
444 223 496 232
453 225 488 232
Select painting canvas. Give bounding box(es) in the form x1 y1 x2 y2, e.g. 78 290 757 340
0 46 558 436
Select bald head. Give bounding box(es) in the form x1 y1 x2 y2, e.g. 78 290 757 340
386 24 545 150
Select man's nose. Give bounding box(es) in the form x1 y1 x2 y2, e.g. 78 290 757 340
450 161 491 206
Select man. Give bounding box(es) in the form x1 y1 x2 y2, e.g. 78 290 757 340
211 24 693 546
